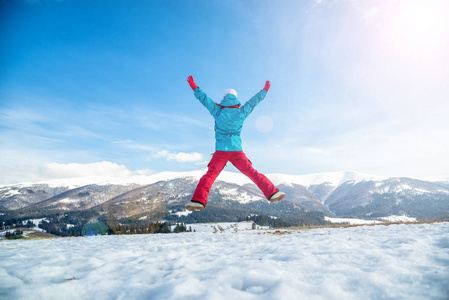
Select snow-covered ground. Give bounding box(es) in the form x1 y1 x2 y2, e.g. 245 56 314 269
189 221 259 233
22 218 48 232
324 216 384 225
380 215 417 223
1 222 448 300
0 228 41 239
324 215 418 225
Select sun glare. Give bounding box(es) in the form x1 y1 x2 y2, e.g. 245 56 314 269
388 0 449 60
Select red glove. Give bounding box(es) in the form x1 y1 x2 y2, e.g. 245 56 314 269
263 80 271 92
187 76 197 90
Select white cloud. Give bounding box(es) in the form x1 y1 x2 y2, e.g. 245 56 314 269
112 140 133 144
153 151 204 163
44 162 133 178
113 142 206 164
0 162 156 185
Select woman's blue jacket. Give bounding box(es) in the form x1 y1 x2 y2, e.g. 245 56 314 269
193 87 267 151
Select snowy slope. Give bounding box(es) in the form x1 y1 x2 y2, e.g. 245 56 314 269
267 170 385 188
1 222 448 300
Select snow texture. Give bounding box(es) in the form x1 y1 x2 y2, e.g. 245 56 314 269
1 222 448 300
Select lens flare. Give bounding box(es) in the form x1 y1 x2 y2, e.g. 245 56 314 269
256 115 274 133
386 0 449 61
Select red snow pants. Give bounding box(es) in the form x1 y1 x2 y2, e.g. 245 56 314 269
191 151 279 206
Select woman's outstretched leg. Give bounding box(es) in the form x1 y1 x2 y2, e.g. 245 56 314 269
230 151 280 200
190 151 229 207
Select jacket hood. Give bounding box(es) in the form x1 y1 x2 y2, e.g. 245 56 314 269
220 94 240 107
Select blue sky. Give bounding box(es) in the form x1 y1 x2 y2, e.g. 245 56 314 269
1 0 449 184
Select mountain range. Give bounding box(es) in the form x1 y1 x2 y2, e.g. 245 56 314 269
1 170 449 221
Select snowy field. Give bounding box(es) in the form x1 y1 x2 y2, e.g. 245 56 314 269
324 216 384 225
324 215 417 225
1 222 449 300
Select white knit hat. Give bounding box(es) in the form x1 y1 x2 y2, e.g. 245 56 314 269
223 89 237 98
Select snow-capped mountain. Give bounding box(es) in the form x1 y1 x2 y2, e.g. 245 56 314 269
1 170 448 220
0 171 202 211
324 177 449 219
